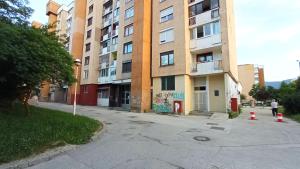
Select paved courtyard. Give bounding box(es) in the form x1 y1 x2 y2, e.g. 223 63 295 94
7 103 300 169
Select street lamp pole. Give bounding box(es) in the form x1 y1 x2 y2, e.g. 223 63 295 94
297 60 300 74
73 59 81 116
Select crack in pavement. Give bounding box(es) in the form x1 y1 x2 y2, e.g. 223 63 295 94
138 133 169 146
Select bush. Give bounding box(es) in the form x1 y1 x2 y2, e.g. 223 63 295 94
281 92 300 115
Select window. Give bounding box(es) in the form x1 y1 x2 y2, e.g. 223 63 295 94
204 23 211 36
197 53 213 63
87 17 93 26
86 30 91 39
124 24 133 36
88 5 93 14
160 51 174 66
84 56 90 65
212 20 220 34
100 68 109 77
161 76 175 91
125 7 134 19
160 7 173 23
84 70 89 79
189 0 218 17
211 8 219 18
191 20 220 39
123 41 132 54
122 61 132 73
214 90 220 96
211 0 219 9
125 0 133 4
85 43 91 52
160 28 174 44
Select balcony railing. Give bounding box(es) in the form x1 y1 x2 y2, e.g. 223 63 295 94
189 9 219 26
191 60 223 75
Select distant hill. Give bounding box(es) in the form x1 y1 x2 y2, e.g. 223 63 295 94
266 79 295 89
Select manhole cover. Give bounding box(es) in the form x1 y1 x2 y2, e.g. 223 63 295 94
193 136 210 142
210 126 225 131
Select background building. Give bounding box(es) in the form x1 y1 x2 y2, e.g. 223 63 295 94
238 64 265 101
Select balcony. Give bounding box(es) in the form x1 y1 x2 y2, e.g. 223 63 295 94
98 61 117 84
111 44 118 52
190 34 221 53
102 19 112 28
189 9 219 27
101 46 110 55
191 60 223 76
101 33 111 41
103 7 112 16
112 29 118 36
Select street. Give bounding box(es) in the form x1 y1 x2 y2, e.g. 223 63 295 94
17 103 300 169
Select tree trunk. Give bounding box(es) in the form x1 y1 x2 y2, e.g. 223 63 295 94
22 88 32 116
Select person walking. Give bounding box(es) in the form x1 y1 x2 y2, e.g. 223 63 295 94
271 99 278 117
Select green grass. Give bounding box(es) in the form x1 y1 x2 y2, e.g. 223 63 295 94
279 106 300 123
0 105 102 164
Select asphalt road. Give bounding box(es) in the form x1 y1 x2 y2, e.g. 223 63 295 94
12 103 300 169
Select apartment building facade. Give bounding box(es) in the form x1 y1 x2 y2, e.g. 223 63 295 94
45 0 86 105
46 0 239 114
238 64 265 101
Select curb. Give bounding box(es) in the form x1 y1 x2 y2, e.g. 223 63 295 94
0 121 106 169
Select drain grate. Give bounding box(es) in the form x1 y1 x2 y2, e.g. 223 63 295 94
210 126 225 131
193 136 210 142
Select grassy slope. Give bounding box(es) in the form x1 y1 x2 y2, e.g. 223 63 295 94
0 105 101 164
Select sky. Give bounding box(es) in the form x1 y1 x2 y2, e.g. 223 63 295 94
29 0 300 82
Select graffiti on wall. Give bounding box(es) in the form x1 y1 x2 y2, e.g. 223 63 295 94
153 92 184 113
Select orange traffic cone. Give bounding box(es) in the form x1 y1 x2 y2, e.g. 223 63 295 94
277 113 283 122
250 112 256 120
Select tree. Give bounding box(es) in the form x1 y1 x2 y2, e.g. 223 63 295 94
249 84 271 102
0 0 33 24
240 94 246 101
0 22 75 115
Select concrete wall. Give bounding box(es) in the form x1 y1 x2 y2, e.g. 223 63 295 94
80 0 102 85
238 64 255 100
220 0 238 82
130 0 152 112
152 0 190 77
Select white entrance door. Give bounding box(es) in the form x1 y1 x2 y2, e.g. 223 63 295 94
195 90 208 112
97 89 109 107
194 77 208 112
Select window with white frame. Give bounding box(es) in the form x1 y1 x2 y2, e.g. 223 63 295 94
191 20 220 39
160 6 173 23
125 7 134 19
124 24 133 36
160 28 174 44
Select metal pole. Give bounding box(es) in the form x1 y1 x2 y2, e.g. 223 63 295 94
73 66 79 116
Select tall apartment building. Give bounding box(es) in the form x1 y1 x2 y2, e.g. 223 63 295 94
45 0 86 104
46 0 240 114
238 64 265 101
152 0 239 114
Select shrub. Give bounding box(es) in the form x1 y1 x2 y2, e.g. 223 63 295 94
281 92 300 115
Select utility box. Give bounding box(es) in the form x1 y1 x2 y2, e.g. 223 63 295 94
174 101 183 114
